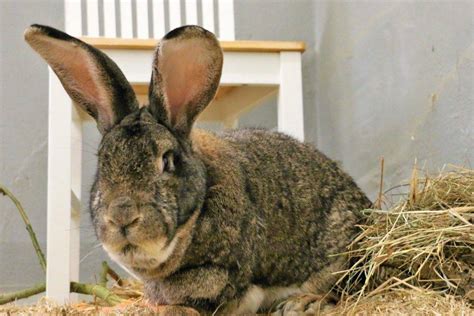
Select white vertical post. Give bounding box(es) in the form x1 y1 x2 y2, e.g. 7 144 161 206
185 0 198 25
278 52 304 141
64 0 82 36
46 71 74 303
86 0 100 36
120 0 133 38
217 0 234 40
201 0 215 33
152 0 166 38
168 0 182 31
103 0 117 37
69 105 83 302
136 0 149 38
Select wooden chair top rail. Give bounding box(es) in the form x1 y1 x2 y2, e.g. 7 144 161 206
81 37 306 53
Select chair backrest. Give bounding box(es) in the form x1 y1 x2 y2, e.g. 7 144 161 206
65 0 235 40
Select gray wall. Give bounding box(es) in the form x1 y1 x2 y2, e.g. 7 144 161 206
1 0 473 293
312 1 474 199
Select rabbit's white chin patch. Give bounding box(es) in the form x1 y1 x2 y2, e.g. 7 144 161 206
103 237 178 275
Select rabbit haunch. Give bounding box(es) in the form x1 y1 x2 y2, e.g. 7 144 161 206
25 24 371 314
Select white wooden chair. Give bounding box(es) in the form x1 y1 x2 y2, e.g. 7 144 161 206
47 0 305 302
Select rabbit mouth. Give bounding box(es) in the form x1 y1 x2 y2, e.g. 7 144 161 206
121 243 137 255
103 237 178 275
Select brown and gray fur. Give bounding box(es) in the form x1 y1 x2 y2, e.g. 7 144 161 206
25 24 371 314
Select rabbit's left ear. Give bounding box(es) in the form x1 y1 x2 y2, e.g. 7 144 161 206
148 26 223 138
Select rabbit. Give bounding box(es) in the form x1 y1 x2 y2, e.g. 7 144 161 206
25 24 371 315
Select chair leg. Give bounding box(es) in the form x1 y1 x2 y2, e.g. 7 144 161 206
70 105 83 301
278 52 305 141
47 71 75 303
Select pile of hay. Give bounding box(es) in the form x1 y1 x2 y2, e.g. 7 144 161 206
331 165 473 314
1 166 472 315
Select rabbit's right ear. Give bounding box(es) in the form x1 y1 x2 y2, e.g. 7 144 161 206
24 24 138 134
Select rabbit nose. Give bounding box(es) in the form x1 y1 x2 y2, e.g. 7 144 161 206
106 196 140 236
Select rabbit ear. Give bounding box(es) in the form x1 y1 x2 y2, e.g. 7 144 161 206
148 26 223 138
24 24 139 134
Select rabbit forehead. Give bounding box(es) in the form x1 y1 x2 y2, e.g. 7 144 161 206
97 112 177 186
102 110 176 155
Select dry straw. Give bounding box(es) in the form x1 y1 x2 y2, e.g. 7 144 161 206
332 165 473 314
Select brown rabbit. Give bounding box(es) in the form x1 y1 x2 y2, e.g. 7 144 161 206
25 24 371 314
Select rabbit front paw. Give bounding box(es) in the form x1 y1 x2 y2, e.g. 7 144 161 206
272 293 335 316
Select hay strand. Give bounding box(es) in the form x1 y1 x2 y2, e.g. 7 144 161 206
374 156 385 209
70 282 123 306
99 261 109 287
0 184 46 272
0 283 46 305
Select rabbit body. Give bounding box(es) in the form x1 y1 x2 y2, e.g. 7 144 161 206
142 128 370 312
25 24 371 314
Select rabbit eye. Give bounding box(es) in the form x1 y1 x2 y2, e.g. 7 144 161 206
163 155 169 170
162 151 175 173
